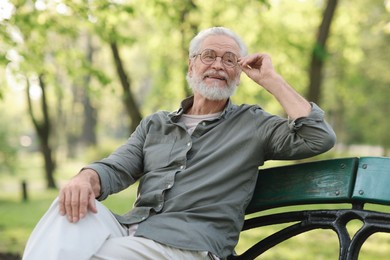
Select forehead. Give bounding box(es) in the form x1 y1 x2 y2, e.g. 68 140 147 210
200 35 240 55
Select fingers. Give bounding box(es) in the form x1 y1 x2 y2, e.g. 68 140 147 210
58 189 66 216
77 189 88 220
238 54 263 80
58 184 96 223
73 190 88 222
59 188 75 222
238 53 265 69
64 187 81 223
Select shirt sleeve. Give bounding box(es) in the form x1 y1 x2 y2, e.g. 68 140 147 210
259 102 336 160
83 117 148 200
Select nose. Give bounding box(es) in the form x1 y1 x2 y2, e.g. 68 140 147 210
211 56 224 69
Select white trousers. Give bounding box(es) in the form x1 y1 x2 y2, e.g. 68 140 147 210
22 198 214 260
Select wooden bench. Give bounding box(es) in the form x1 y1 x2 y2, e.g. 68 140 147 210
228 156 390 260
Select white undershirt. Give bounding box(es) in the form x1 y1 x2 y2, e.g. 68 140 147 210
179 112 222 135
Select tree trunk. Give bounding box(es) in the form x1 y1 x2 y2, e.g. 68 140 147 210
26 74 57 189
179 0 198 97
82 34 97 146
110 42 142 133
307 0 339 104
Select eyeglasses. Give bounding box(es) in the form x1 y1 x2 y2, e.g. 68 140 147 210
194 49 239 68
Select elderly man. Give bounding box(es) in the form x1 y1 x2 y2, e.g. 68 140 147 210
23 27 336 260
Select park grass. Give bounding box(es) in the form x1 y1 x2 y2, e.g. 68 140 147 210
0 190 58 254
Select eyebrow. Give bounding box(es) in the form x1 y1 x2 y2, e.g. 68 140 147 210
200 48 240 56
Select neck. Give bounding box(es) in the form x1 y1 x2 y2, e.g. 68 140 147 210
187 94 228 115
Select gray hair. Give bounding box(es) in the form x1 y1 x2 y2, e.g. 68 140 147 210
188 27 248 58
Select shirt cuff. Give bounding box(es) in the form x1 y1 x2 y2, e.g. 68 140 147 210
288 102 324 131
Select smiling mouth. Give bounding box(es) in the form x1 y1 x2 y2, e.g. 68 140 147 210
204 75 227 82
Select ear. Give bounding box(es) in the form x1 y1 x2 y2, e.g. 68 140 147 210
188 58 194 77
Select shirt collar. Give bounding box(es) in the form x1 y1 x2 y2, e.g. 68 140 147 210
168 96 234 121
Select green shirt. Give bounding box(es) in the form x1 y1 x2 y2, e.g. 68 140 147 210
86 97 336 258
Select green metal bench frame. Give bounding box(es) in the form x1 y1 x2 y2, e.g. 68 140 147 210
228 157 390 260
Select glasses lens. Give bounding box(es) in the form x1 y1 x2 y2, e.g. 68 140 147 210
199 49 237 67
200 49 216 64
222 52 238 67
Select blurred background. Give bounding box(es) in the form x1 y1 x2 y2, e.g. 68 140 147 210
0 0 389 259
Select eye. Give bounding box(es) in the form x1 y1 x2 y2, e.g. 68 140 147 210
201 49 216 62
223 52 237 66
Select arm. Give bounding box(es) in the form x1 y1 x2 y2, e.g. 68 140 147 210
58 168 101 223
239 53 335 158
239 53 311 120
258 104 336 160
58 116 148 223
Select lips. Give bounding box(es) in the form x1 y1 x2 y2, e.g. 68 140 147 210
205 75 226 81
203 71 227 82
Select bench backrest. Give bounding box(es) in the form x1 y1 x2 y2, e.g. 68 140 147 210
246 157 390 214
352 157 390 205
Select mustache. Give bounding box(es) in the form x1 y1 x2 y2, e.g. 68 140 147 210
203 70 228 81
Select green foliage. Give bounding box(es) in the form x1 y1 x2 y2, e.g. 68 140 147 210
0 97 28 175
321 0 390 148
1 0 387 150
313 42 329 61
0 124 18 175
83 138 124 163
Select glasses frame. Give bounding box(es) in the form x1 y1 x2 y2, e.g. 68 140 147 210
193 49 239 68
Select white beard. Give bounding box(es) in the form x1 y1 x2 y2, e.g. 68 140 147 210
186 70 239 100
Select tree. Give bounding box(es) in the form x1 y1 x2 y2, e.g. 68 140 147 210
26 75 56 188
68 1 143 133
110 41 142 132
307 0 339 104
81 34 98 147
0 1 105 187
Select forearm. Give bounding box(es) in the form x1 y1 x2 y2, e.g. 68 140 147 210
261 73 311 120
239 53 311 119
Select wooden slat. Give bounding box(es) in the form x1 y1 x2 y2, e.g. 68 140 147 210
246 158 359 214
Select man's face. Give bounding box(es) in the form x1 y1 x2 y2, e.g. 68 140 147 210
187 35 242 100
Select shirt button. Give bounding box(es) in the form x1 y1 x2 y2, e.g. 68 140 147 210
187 142 191 147
202 122 207 126
141 216 146 220
167 184 172 189
180 165 184 170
